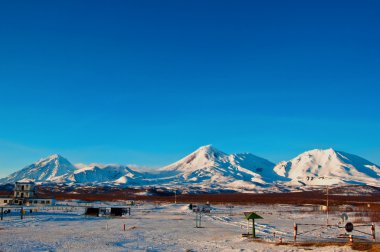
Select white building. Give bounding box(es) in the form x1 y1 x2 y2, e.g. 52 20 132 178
0 181 55 206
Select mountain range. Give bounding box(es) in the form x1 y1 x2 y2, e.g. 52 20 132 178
1 145 379 192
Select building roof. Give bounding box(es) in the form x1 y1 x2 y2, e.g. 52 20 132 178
244 212 263 220
15 180 35 184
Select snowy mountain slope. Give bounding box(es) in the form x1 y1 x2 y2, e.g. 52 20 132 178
0 154 77 183
61 163 143 184
273 148 380 186
154 145 285 190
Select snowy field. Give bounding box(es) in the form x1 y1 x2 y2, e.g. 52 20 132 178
0 201 379 252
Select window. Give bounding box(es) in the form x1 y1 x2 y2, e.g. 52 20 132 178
41 201 45 204
34 200 38 204
46 201 50 204
4 200 7 203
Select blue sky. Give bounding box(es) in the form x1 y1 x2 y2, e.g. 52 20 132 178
0 1 379 177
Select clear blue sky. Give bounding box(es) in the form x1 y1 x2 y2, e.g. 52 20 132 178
0 1 379 177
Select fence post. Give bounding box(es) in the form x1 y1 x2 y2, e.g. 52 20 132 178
294 223 297 242
1 207 3 221
124 224 126 231
371 223 376 242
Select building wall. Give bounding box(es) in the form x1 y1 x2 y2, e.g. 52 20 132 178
0 198 12 205
14 183 35 198
10 198 55 206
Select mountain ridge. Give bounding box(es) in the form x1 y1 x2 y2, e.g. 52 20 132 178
1 146 379 192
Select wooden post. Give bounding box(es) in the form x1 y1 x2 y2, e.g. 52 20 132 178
371 223 376 242
195 212 200 228
294 223 297 242
1 207 3 221
124 224 126 231
252 219 255 238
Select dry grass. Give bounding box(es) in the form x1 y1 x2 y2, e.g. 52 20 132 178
251 239 380 251
274 241 380 251
354 205 380 223
33 185 380 206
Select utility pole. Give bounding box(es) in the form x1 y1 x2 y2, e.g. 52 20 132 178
174 190 177 204
326 185 329 226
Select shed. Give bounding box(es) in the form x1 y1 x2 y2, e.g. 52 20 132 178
110 207 130 217
244 212 263 238
85 207 100 216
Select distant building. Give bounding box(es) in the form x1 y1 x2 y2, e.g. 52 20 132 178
191 203 211 213
0 181 55 206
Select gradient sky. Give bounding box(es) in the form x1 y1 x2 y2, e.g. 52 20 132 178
0 1 379 177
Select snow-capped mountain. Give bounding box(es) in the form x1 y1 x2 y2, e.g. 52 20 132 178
274 148 380 186
1 147 379 192
154 145 285 191
0 154 76 183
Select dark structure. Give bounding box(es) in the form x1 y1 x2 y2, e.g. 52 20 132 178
85 207 101 216
85 207 131 217
110 207 130 217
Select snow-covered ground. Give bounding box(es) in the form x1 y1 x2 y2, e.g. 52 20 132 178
1 201 378 251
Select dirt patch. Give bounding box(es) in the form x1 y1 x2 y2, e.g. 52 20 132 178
272 241 380 251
